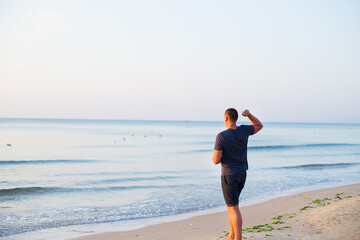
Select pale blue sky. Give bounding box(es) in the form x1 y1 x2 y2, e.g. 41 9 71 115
1 0 359 122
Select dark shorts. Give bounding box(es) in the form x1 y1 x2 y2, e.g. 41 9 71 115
221 171 247 207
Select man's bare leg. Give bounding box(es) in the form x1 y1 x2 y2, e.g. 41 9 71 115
225 205 242 240
224 206 235 240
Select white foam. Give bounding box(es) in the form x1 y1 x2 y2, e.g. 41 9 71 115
6 181 359 240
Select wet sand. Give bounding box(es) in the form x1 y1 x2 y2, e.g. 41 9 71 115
71 183 360 240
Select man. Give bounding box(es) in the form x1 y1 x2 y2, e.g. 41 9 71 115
212 108 263 240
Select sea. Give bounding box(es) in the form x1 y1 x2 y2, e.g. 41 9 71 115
1 118 360 239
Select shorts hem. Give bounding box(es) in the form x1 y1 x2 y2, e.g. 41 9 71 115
225 202 239 207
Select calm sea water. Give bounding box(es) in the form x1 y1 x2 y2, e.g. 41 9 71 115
1 118 360 239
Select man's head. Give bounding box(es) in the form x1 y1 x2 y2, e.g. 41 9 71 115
224 108 238 127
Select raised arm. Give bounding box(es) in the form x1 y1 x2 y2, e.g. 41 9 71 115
242 109 263 134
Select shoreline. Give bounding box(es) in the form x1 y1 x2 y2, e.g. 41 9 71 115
69 183 360 240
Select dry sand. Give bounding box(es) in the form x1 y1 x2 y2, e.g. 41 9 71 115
71 184 360 240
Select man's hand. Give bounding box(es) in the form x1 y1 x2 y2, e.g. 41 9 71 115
242 109 250 117
212 150 222 165
242 109 263 134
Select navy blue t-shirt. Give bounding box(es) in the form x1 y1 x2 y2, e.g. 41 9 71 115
214 125 254 176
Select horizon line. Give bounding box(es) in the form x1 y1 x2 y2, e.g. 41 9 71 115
0 117 359 125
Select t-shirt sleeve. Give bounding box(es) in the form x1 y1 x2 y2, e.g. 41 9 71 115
243 125 255 136
214 133 224 151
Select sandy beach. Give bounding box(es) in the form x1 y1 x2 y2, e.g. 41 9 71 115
71 183 360 240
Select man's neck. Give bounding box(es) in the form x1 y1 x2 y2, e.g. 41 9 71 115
227 123 237 130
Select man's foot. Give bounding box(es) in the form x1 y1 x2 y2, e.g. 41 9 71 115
224 235 235 240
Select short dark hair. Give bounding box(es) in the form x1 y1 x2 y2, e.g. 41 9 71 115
225 108 238 122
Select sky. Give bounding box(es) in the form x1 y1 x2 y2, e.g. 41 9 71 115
0 0 359 123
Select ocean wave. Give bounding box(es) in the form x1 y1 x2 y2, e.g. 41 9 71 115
277 152 360 158
248 143 360 151
272 162 360 170
0 159 100 165
0 184 194 197
88 175 183 184
177 143 360 154
0 187 61 197
78 144 137 148
178 149 212 154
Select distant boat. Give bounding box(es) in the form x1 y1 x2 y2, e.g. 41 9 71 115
6 143 12 147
